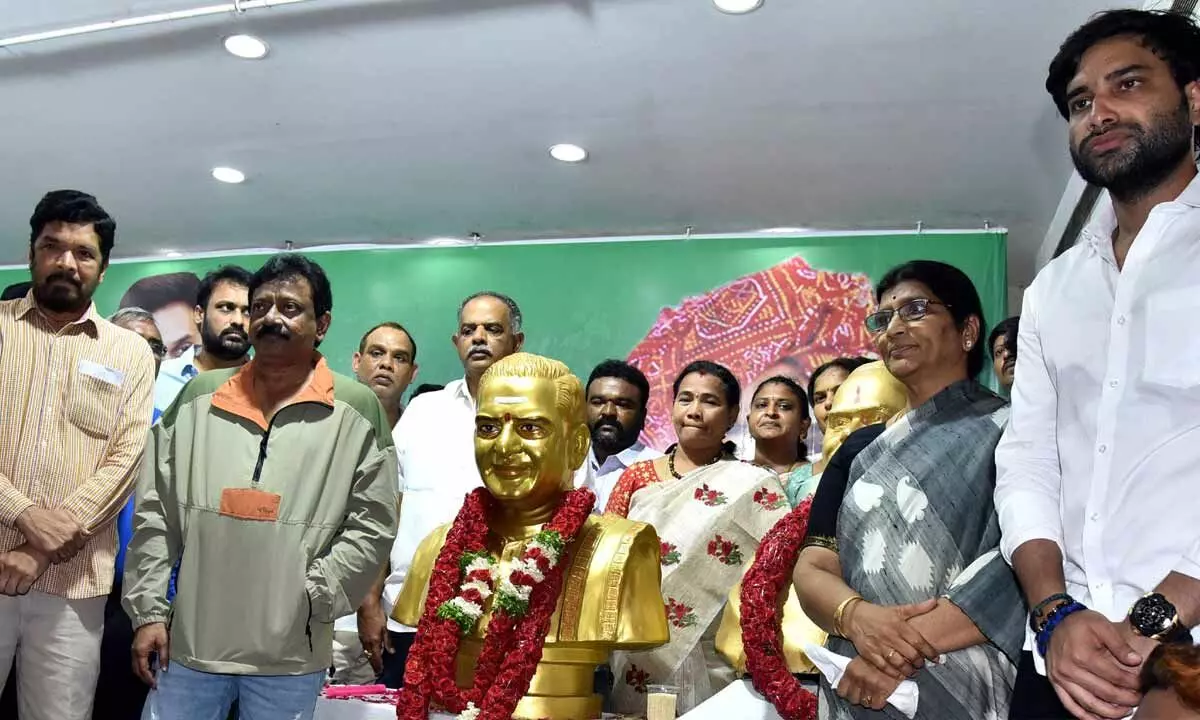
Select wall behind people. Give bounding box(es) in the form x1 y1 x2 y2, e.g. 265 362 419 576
0 231 1006 446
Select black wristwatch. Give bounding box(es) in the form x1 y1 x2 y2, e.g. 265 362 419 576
1128 593 1190 642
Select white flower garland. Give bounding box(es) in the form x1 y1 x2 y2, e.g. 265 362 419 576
458 701 481 720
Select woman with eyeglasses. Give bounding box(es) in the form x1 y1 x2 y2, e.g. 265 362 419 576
792 260 1024 719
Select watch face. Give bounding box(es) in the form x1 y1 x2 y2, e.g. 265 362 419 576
1132 594 1176 636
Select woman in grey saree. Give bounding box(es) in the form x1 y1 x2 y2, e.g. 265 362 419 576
793 260 1025 720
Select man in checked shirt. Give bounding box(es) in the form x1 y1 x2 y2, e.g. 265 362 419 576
0 190 155 720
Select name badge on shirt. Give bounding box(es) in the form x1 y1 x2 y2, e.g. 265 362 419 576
219 488 282 522
78 359 125 388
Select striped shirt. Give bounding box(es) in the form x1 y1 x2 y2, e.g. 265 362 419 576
0 292 155 598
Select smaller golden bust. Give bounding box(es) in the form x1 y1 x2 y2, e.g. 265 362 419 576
716 360 907 675
393 353 669 719
821 360 907 458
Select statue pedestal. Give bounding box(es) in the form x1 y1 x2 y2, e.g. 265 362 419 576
679 679 790 720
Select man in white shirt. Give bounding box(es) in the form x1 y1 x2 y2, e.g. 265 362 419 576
378 292 524 687
574 359 660 511
152 266 252 415
996 10 1200 720
331 321 418 685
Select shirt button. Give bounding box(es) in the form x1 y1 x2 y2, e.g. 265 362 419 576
1109 379 1119 388
1091 513 1100 521
1117 316 1127 326
1098 444 1108 454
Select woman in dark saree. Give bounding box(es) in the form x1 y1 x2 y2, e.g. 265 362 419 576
793 260 1025 719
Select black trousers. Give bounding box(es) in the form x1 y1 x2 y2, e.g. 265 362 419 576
92 581 150 720
376 631 416 688
1009 651 1072 720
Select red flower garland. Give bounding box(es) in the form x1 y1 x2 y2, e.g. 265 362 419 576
740 498 819 720
398 487 596 720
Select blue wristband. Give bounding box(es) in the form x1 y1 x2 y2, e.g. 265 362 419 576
1036 601 1086 657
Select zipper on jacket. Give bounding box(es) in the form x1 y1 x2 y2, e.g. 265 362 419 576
250 417 275 486
305 591 314 653
250 402 324 486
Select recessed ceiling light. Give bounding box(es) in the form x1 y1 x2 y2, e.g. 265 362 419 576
164 250 182 258
549 144 588 163
760 227 814 234
211 166 246 184
713 0 763 14
426 237 465 246
223 34 269 60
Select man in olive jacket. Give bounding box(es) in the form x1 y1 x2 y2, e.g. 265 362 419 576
123 254 398 720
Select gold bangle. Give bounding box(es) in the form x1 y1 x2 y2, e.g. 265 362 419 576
833 594 864 637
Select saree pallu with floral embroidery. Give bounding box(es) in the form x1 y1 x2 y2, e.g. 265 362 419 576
608 460 790 714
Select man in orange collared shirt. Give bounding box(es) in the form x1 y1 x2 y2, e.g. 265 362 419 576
0 190 155 720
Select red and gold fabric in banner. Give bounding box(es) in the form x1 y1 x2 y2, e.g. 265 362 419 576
627 255 876 451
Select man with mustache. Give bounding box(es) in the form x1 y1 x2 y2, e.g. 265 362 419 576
997 10 1200 720
0 190 154 720
153 265 252 417
331 321 418 685
988 316 1019 395
124 253 397 720
575 359 660 513
382 291 523 687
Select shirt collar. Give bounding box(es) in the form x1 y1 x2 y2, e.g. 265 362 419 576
1082 172 1200 263
211 353 336 431
449 377 475 409
15 291 99 337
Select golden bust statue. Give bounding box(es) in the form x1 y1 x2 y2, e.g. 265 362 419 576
716 360 907 675
820 360 906 459
393 353 669 719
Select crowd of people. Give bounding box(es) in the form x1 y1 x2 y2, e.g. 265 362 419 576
0 7 1199 720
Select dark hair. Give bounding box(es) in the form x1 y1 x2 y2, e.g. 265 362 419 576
875 260 987 378
587 359 651 415
29 190 116 265
988 316 1020 358
120 272 200 313
458 291 523 334
1047 10 1200 119
1140 643 1200 710
753 375 811 459
410 383 444 400
358 321 418 362
672 360 741 410
806 357 873 405
249 253 333 318
1 282 31 301
197 265 253 311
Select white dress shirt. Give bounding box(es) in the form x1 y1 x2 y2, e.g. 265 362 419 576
375 378 481 633
574 441 662 512
152 345 199 417
995 174 1200 671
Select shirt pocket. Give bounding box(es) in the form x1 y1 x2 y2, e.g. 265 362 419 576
67 371 123 437
1144 288 1200 388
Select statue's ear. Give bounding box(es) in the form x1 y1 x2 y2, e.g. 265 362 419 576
567 421 590 472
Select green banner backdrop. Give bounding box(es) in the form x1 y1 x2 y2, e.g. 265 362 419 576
0 231 1006 449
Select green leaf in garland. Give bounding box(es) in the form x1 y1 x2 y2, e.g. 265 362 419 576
493 591 530 617
436 601 476 634
458 550 494 573
532 530 565 555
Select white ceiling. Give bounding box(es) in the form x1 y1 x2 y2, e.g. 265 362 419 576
0 0 1134 284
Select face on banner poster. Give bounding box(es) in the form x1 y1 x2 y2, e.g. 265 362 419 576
0 231 1006 443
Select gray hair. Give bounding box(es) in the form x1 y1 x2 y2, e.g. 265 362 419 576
109 306 157 329
457 291 523 334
